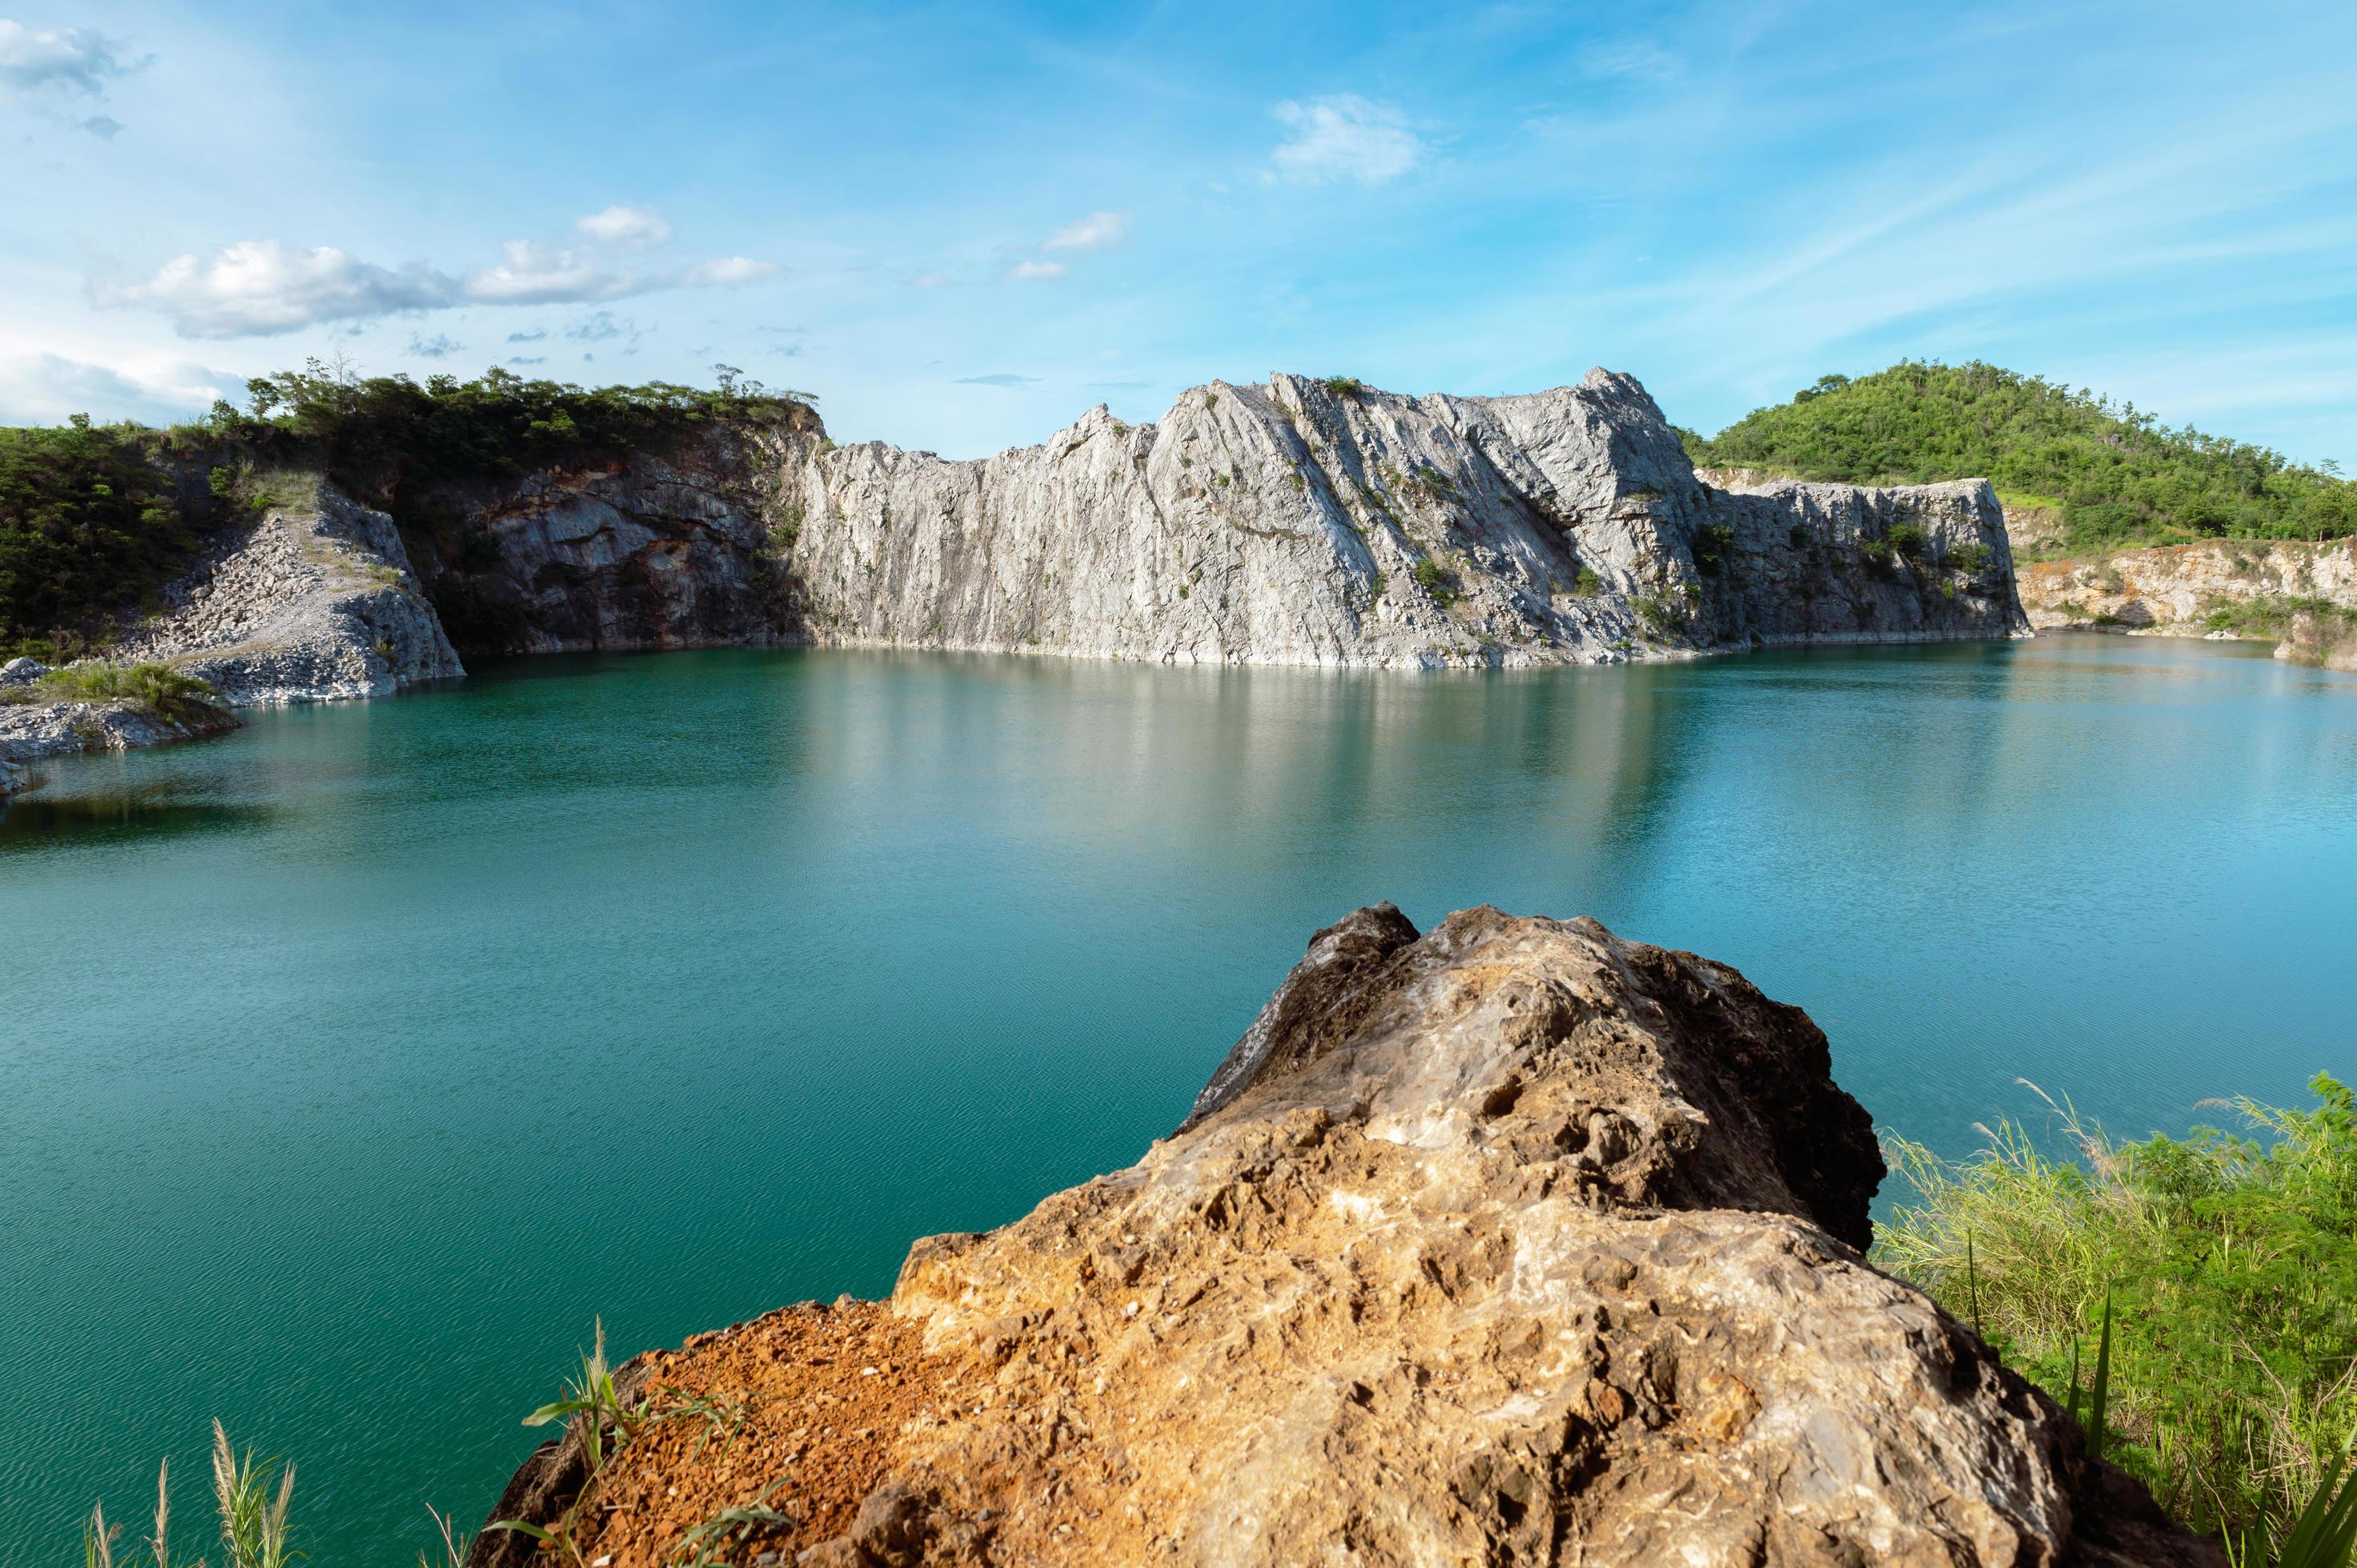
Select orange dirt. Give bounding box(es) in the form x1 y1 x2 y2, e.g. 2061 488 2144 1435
559 1298 962 1567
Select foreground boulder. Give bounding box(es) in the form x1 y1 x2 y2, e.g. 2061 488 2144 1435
474 907 2215 1566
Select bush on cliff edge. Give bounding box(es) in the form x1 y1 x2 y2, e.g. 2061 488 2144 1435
1876 1074 2357 1557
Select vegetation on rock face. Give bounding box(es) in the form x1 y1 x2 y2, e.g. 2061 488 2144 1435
1877 1076 2357 1560
1685 362 2355 554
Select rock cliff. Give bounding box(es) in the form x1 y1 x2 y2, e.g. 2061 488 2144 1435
2016 538 2357 669
471 906 2215 1568
782 371 2027 667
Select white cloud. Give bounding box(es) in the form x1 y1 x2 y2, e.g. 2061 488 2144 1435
910 272 954 289
0 352 228 425
94 222 777 334
1004 259 1067 281
462 239 644 305
682 255 777 286
954 372 1040 386
1042 210 1131 251
574 204 673 245
0 20 140 95
92 240 460 338
1269 94 1424 184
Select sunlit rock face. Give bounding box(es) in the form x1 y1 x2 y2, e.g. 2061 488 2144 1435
475 906 2217 1568
782 370 2029 668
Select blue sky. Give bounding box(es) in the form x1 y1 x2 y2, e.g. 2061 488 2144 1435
3 0 2353 463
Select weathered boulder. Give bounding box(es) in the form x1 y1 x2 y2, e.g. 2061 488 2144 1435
473 906 2215 1567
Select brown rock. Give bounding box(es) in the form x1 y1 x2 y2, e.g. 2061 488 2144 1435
475 906 2222 1567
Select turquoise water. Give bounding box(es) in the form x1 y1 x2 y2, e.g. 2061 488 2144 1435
4 638 2355 1562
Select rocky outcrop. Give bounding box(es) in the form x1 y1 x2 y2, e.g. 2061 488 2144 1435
2016 538 2357 667
474 906 2215 1568
112 487 463 702
781 371 2027 667
0 490 460 798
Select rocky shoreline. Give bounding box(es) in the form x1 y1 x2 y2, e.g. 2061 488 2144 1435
1 369 2035 802
0 487 461 799
469 905 2218 1566
2015 537 2357 668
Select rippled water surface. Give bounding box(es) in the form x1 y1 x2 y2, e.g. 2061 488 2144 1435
6 638 2355 1559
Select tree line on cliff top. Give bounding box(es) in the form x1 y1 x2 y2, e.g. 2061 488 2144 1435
1682 359 2355 553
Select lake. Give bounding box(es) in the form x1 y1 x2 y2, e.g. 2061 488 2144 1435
4 636 2354 1561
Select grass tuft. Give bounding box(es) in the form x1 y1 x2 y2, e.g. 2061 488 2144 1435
1877 1075 2357 1557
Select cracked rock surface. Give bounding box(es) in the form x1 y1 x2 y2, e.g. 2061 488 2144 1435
785 370 2029 667
474 906 2215 1567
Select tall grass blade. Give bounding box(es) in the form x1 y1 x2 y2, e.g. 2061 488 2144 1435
150 1457 170 1568
83 1502 117 1568
2088 1293 2115 1467
2277 1435 2357 1567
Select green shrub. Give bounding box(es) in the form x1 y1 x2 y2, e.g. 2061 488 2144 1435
1691 523 1736 577
1575 566 1602 598
1888 522 1928 561
4 662 225 722
1321 376 1364 397
1411 556 1459 607
1877 1077 2357 1556
1951 541 1991 575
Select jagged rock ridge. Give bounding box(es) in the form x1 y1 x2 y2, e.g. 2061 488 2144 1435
473 905 2215 1568
783 370 2029 667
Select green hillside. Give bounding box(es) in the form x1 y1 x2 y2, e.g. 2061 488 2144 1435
1684 361 2355 555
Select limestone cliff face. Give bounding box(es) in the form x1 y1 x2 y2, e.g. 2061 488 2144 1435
472 906 2215 1568
782 370 2028 667
2017 538 2357 668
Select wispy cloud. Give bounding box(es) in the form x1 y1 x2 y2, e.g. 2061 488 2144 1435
0 20 143 95
1003 259 1066 281
506 328 546 343
406 332 465 359
94 218 778 336
682 255 776 286
954 372 1040 386
1268 94 1423 184
1042 210 1130 251
574 204 672 245
0 350 226 424
565 310 637 343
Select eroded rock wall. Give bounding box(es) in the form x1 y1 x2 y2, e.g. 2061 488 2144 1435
401 418 814 655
